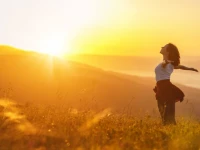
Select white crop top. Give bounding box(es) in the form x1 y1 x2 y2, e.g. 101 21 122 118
155 63 174 82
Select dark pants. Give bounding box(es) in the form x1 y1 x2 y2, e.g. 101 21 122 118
157 99 176 125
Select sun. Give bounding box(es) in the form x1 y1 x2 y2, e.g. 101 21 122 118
36 35 71 57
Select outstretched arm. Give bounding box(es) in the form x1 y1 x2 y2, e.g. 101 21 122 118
174 65 198 72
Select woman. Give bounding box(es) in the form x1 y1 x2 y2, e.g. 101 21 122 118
153 43 198 125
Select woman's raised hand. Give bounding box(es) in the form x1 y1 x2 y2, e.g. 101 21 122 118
191 68 198 72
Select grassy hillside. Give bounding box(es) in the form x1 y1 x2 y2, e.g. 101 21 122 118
0 46 155 113
0 46 200 116
0 46 200 149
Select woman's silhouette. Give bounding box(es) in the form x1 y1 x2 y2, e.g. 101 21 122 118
154 43 198 125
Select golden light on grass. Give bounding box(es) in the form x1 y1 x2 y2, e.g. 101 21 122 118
1 100 200 149
0 99 15 107
79 108 112 133
0 99 37 135
4 111 24 120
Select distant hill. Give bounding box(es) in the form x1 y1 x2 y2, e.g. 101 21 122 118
0 45 200 117
0 45 38 55
66 54 161 72
0 45 25 55
66 54 200 74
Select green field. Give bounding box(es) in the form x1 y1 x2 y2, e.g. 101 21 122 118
0 99 200 150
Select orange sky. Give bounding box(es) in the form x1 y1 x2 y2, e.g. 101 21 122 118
0 0 200 56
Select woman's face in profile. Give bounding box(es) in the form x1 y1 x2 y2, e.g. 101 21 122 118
160 44 169 60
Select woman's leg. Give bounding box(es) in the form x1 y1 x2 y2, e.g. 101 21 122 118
164 100 176 125
157 99 165 124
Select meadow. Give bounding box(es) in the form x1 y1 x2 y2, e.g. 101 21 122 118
0 99 200 150
1 47 200 149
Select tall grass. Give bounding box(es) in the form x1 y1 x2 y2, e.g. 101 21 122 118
0 99 200 150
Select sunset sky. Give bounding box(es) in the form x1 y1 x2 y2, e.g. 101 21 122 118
0 0 200 56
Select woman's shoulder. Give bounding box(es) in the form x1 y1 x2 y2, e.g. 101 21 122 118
163 60 174 66
166 62 174 69
155 62 162 67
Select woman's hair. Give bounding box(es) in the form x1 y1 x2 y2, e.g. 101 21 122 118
162 43 180 68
